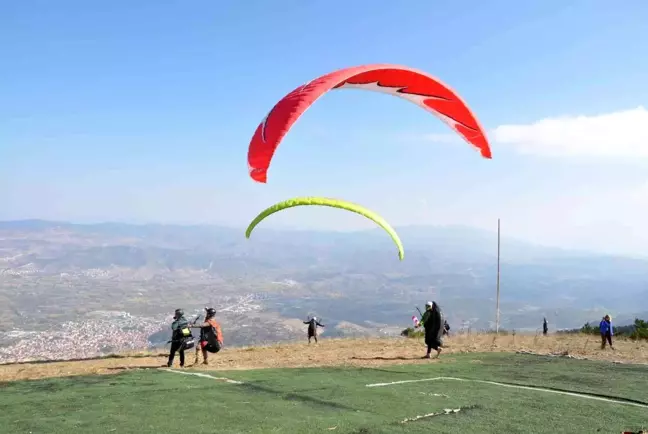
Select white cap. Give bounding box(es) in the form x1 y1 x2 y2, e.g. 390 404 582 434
312 317 317 321
425 301 433 307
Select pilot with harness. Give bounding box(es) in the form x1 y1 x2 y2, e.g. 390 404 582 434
167 308 195 368
190 307 223 365
303 316 325 344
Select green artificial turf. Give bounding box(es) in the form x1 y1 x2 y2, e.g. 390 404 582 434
1 353 646 433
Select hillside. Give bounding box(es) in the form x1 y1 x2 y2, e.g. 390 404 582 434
2 220 648 363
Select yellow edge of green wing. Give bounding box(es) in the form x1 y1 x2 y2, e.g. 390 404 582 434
245 197 404 261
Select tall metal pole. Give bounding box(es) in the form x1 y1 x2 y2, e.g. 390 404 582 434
496 218 501 334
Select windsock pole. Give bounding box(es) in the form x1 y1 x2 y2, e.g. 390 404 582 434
496 218 501 334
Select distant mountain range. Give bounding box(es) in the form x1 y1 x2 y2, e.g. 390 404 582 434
1 219 646 337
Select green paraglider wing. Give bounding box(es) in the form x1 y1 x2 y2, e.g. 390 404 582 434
245 197 404 261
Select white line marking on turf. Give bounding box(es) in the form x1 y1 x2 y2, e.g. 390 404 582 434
419 392 449 398
366 377 648 409
401 408 462 423
162 368 243 384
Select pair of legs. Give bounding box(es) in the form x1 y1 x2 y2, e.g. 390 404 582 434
423 337 442 359
601 332 614 349
194 346 209 365
308 333 318 344
194 341 221 365
167 341 185 367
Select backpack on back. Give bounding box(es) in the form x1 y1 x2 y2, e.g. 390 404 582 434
201 320 221 353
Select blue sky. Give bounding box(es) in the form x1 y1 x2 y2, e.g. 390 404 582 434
2 0 648 255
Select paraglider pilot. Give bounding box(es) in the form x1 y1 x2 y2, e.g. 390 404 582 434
543 317 548 336
167 308 191 368
190 307 223 365
443 320 450 336
416 301 444 359
304 316 325 344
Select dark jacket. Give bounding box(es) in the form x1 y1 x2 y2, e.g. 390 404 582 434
304 318 324 335
420 305 443 341
171 316 189 341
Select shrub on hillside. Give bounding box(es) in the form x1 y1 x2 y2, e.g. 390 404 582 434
630 318 648 340
401 327 424 338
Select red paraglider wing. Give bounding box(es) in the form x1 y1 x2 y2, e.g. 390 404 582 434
247 64 491 183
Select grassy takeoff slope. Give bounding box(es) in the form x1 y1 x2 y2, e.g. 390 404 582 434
1 353 646 434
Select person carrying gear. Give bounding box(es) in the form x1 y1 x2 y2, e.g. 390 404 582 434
190 307 223 365
167 308 193 368
303 317 325 344
416 301 444 359
600 314 614 350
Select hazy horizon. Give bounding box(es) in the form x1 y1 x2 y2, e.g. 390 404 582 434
3 217 648 261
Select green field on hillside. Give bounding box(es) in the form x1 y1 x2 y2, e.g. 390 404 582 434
1 353 646 433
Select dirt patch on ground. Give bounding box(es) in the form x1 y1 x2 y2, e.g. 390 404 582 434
1 333 646 382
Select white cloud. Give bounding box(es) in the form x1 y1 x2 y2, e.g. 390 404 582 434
492 106 648 158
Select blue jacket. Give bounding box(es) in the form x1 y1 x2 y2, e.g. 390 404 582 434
599 319 613 335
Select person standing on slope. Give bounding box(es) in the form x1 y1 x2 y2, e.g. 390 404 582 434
167 308 191 368
543 317 548 336
304 316 325 344
416 301 444 359
190 307 223 365
600 314 614 350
